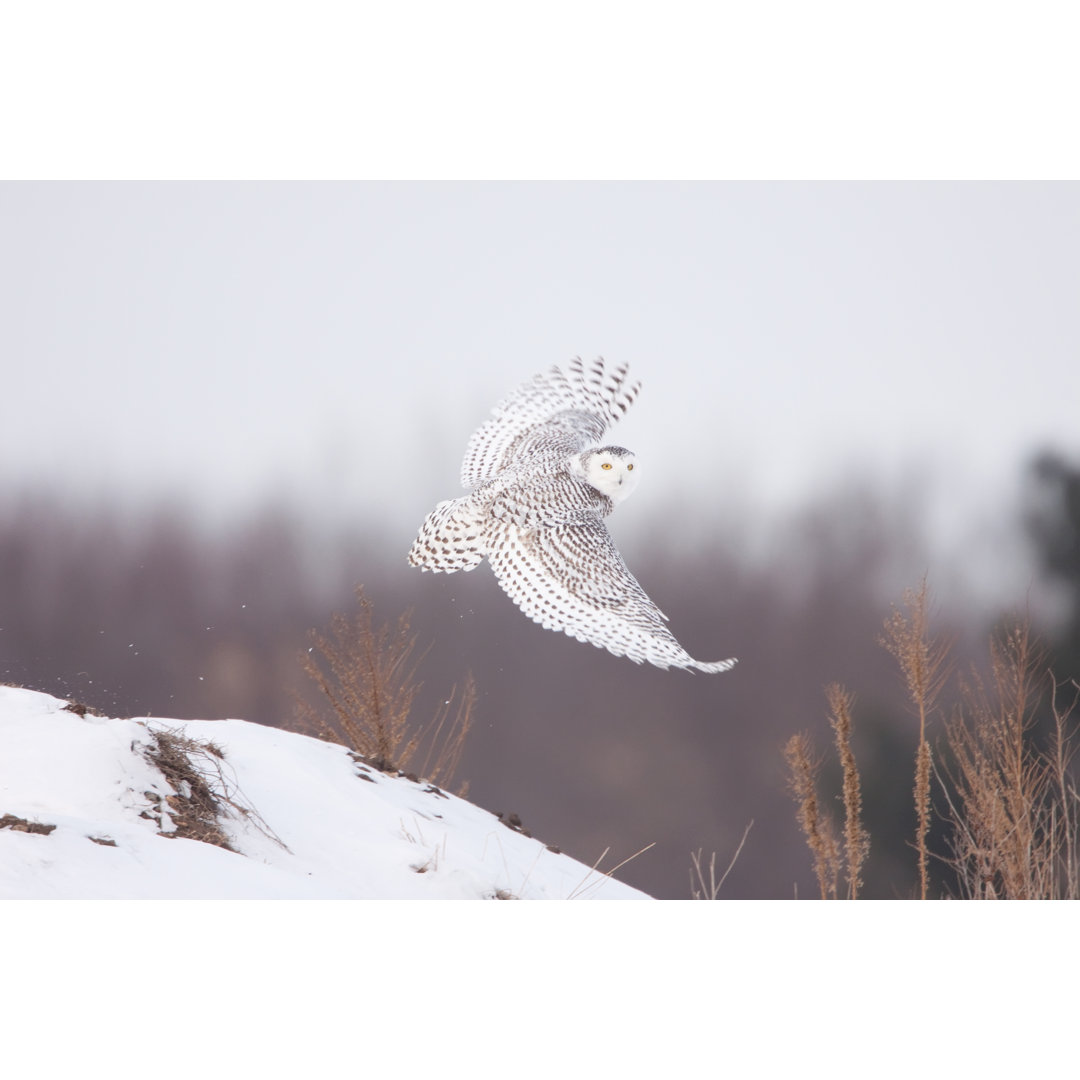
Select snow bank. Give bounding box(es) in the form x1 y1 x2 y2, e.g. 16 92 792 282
0 685 649 900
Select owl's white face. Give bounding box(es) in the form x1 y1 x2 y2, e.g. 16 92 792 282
572 446 639 504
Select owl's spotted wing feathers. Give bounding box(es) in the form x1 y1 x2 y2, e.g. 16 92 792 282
407 496 487 573
409 356 737 675
461 356 640 487
487 515 737 674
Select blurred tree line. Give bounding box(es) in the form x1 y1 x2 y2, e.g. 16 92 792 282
2 452 1077 899
1027 451 1080 682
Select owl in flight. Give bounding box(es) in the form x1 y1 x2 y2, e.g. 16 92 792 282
407 357 737 673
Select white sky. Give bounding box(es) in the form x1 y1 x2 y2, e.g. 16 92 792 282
3 181 1078 545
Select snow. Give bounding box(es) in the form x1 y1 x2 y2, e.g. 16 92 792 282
0 685 649 900
1 699 1066 1076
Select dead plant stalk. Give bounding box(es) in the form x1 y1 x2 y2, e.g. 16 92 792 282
294 586 475 792
880 579 950 900
826 683 870 900
784 732 841 900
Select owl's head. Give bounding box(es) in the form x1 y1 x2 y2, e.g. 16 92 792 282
571 445 639 504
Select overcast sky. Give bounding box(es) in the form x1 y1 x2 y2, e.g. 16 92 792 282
4 182 1078 560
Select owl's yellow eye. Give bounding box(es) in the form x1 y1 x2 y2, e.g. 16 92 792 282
626 463 634 471
601 462 613 470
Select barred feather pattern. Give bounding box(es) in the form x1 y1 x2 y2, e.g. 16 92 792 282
460 355 640 488
407 357 737 674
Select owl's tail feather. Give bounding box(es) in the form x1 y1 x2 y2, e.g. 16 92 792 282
407 497 488 573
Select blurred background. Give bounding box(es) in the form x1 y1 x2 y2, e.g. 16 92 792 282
3 181 1079 897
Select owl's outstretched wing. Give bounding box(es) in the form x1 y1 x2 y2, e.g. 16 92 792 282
460 356 640 488
486 514 737 674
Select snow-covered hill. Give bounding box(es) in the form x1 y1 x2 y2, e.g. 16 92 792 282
0 685 649 900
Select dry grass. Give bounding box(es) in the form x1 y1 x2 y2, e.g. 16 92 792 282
142 726 285 852
786 580 1080 899
689 821 754 900
826 683 870 899
294 586 475 793
940 623 1080 899
143 727 235 850
784 687 868 899
880 578 951 899
565 841 657 900
784 732 841 899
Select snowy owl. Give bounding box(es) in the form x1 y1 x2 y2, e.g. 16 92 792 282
407 357 737 674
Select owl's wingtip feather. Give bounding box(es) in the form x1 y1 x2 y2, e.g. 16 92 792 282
692 656 738 674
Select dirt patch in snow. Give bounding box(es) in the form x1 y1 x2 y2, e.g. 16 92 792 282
0 812 56 835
